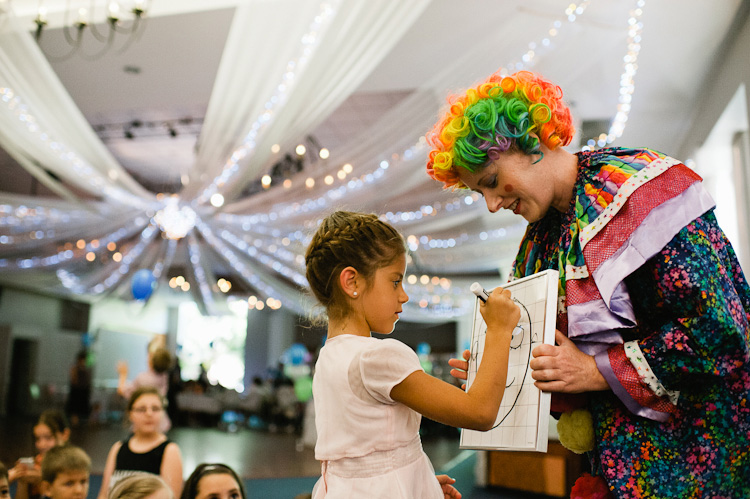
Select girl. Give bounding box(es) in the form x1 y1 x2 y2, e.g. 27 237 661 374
99 387 183 499
117 346 173 432
305 211 520 498
180 464 246 499
10 410 71 499
1 461 11 499
108 473 173 499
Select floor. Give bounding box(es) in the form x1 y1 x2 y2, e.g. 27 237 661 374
0 416 559 499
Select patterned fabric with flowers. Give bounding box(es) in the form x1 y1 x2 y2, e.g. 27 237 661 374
511 147 750 497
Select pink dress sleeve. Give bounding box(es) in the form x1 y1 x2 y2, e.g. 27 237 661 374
359 339 423 404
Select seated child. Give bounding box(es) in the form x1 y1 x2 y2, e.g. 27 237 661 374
11 410 71 499
108 473 173 499
39 446 90 499
180 464 245 499
1 461 11 499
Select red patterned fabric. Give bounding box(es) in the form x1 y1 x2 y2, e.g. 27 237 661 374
608 345 677 415
584 164 700 273
566 275 602 307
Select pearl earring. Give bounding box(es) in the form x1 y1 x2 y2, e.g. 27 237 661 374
353 291 358 297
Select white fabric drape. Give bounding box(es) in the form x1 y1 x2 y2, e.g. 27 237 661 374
185 0 432 204
0 11 152 207
0 0 577 319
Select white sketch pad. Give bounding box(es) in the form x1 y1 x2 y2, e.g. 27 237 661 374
460 269 559 452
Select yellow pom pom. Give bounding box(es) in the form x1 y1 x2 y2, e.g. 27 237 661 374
557 409 594 454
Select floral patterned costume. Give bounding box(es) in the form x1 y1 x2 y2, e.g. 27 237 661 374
512 147 750 497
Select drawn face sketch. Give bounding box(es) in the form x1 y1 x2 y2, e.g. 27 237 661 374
461 269 558 452
468 297 536 430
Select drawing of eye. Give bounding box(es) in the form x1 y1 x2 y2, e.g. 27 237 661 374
510 325 525 349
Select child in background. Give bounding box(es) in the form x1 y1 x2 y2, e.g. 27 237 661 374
1 461 11 499
99 387 183 499
10 410 71 499
180 464 246 499
118 345 173 432
108 473 173 499
305 211 520 498
39 445 90 499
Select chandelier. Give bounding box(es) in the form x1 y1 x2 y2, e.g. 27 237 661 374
33 0 150 60
153 196 197 240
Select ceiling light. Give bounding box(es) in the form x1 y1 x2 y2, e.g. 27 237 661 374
210 193 225 207
153 198 196 240
34 0 151 60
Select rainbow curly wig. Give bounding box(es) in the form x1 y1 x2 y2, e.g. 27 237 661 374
426 70 575 189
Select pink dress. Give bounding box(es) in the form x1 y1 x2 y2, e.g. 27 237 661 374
311 335 443 498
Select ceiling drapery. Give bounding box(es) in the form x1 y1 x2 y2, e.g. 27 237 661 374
0 0 492 322
1 0 727 322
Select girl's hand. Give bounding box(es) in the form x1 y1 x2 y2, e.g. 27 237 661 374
15 466 41 484
480 287 521 334
116 361 128 377
448 350 470 390
436 475 462 498
530 330 610 393
9 463 24 482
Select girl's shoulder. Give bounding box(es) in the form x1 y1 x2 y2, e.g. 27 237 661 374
360 338 420 364
320 336 416 364
163 440 181 456
326 335 410 351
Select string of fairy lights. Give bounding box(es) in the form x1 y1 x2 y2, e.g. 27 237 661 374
0 1 647 317
0 87 147 208
196 1 339 207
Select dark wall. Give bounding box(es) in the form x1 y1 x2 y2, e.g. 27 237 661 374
293 318 457 355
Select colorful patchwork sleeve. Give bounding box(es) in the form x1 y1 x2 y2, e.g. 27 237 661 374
597 211 750 419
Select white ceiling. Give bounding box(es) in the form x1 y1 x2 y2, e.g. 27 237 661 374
3 0 741 191
0 0 745 319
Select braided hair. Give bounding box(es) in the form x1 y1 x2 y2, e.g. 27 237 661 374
305 211 407 322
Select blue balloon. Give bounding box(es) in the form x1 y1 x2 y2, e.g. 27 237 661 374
283 343 308 366
417 342 431 356
131 269 156 300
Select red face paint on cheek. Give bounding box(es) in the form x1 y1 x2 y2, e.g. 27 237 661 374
504 184 513 193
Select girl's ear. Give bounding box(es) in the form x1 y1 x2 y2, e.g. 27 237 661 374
339 266 360 299
59 428 71 443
